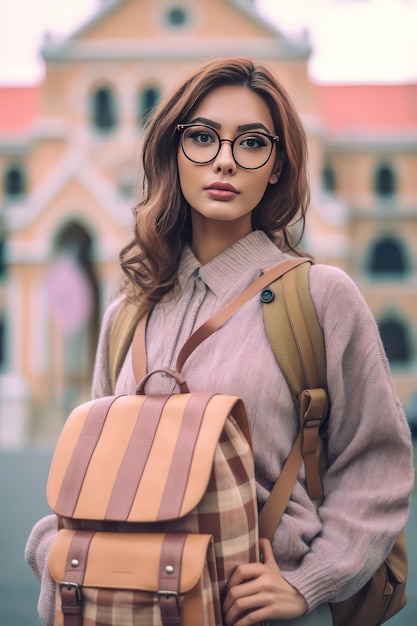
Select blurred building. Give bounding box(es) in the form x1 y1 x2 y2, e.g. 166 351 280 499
315 84 417 424
0 0 415 445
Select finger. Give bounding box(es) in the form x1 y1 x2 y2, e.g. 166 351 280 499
258 537 276 564
226 561 265 589
223 591 271 626
223 574 260 615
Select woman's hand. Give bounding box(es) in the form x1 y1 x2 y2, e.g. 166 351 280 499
222 538 308 626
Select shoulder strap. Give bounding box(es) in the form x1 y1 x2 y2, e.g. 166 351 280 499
258 261 329 540
175 258 308 373
109 258 306 391
108 299 150 392
264 261 326 395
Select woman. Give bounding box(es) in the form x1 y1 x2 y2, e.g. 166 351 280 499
26 57 414 626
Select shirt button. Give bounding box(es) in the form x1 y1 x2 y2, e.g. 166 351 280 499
260 288 275 303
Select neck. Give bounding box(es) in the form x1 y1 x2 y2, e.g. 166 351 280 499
190 214 253 265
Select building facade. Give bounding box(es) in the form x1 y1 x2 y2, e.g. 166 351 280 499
0 0 416 445
0 0 316 444
316 84 417 425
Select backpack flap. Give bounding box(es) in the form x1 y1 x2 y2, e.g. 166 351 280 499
47 392 251 523
49 529 217 626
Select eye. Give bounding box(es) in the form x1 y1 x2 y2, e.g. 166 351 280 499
239 133 269 149
187 127 217 145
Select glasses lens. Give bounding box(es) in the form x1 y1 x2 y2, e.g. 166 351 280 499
181 126 220 164
233 132 273 169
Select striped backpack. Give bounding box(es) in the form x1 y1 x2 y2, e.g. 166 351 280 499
46 258 407 626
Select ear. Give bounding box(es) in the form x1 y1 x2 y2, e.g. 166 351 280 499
268 161 282 185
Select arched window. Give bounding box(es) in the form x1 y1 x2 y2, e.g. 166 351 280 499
165 6 188 27
4 165 26 198
378 319 411 364
322 164 336 193
368 237 407 275
0 237 6 278
374 164 396 197
138 86 161 127
0 314 5 370
56 222 94 269
91 87 117 131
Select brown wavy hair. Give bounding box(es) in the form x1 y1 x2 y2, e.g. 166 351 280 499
120 57 310 306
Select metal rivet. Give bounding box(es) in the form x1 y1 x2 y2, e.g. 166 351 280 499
71 559 80 568
165 565 174 575
260 288 274 304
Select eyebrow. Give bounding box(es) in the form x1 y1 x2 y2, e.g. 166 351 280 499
188 116 272 134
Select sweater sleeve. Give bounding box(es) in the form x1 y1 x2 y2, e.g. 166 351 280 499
24 514 58 626
282 264 414 610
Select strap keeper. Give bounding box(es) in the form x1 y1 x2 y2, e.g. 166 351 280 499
300 388 329 501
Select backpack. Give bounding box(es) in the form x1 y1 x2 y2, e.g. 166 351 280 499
46 258 408 626
110 257 409 626
46 258 302 626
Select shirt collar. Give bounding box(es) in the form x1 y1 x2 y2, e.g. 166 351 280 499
178 231 288 298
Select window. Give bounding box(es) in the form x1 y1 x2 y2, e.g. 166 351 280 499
374 164 396 197
378 319 411 365
368 237 407 275
138 86 161 127
322 164 336 193
4 165 26 198
0 314 5 370
165 6 188 27
91 87 117 132
0 237 6 279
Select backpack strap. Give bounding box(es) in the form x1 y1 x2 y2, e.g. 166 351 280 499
108 259 306 391
108 299 150 392
175 258 308 373
258 261 329 540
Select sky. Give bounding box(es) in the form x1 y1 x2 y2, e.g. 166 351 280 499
0 0 416 85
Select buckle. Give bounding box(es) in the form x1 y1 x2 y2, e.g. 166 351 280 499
59 581 81 602
157 590 179 602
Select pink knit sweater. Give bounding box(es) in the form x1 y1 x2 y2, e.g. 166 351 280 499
25 230 414 625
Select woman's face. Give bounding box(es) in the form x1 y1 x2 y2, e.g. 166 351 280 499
177 85 279 235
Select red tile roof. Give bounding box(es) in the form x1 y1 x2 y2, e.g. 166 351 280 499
316 84 417 132
0 86 38 134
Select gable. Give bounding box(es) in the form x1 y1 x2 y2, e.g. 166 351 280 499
72 0 281 42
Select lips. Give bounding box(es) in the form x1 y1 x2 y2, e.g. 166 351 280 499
205 182 239 201
206 182 239 193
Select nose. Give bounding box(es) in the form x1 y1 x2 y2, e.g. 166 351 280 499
212 140 237 175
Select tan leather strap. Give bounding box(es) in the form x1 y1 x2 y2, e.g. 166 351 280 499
264 261 326 395
175 258 309 373
260 262 329 538
109 299 150 391
55 397 118 517
157 393 215 519
158 533 188 626
105 395 170 520
258 388 328 540
132 310 150 383
60 530 95 626
300 389 329 499
258 432 303 540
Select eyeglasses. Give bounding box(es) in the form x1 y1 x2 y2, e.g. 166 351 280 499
177 123 280 170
